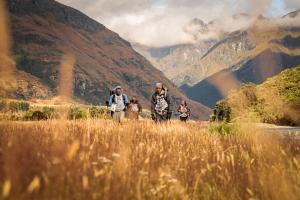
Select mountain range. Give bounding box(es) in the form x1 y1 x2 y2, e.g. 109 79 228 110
4 0 211 119
134 10 300 108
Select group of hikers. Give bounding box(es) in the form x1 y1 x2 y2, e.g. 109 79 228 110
106 83 191 123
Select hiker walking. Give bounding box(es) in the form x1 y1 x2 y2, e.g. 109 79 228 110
177 100 191 122
108 86 129 123
127 96 142 120
151 83 172 122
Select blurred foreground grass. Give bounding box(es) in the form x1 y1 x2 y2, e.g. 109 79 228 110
0 120 299 200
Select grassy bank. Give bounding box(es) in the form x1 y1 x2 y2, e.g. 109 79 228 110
211 65 300 126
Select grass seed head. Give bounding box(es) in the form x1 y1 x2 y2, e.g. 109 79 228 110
27 176 40 193
2 179 11 198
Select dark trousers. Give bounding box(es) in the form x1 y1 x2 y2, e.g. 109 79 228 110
155 113 168 122
179 116 188 122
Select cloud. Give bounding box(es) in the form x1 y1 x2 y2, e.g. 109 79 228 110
284 0 300 9
248 0 272 14
57 0 300 47
183 15 257 41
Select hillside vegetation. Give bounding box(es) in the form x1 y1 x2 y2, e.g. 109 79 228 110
212 65 300 125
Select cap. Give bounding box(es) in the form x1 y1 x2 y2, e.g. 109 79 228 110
156 83 163 88
114 85 122 90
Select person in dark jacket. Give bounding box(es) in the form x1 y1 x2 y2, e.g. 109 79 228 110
177 100 191 122
151 83 172 122
127 96 142 120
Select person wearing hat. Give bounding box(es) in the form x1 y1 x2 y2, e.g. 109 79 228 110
151 82 172 122
108 86 129 123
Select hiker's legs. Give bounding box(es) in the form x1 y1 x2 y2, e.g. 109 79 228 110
155 114 168 122
167 112 172 120
112 112 120 122
120 111 125 122
133 112 139 120
128 111 139 120
180 116 188 122
113 111 125 123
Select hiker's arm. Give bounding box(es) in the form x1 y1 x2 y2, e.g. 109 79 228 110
187 107 191 116
177 106 180 113
150 95 156 120
108 95 113 106
124 94 129 106
166 94 172 112
150 94 156 114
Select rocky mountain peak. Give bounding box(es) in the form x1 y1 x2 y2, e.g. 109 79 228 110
283 9 300 18
183 18 209 38
189 18 207 27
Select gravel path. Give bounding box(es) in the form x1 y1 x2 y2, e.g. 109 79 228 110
257 123 300 140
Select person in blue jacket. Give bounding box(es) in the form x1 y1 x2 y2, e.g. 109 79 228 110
108 86 129 123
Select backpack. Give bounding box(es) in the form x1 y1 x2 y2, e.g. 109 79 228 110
179 105 188 114
154 87 168 102
112 94 127 105
155 89 169 113
131 104 139 112
179 105 189 118
111 94 127 112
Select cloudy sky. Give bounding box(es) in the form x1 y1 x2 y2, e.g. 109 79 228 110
58 0 300 47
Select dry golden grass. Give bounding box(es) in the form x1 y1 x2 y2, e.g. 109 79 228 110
0 0 16 95
0 120 299 200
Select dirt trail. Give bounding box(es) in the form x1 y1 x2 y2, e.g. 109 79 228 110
257 123 300 140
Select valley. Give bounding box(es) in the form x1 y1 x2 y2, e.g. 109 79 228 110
134 11 300 108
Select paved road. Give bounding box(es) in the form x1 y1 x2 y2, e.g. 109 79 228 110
257 123 300 140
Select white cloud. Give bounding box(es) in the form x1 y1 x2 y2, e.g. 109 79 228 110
57 0 300 46
284 0 300 9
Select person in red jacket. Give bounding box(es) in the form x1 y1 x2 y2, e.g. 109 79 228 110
177 100 191 122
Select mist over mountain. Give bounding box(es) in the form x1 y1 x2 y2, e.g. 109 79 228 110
57 0 300 47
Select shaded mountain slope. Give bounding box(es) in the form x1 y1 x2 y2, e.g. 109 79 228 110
183 49 300 108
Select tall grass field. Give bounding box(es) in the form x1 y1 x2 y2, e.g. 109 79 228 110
0 120 299 200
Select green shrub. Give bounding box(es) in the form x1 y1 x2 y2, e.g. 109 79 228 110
31 111 48 120
0 100 7 111
9 113 23 121
24 110 46 121
8 102 19 112
211 100 231 122
275 66 300 108
8 101 30 112
209 123 236 136
69 107 88 120
140 110 151 119
42 107 55 119
241 83 259 107
89 106 109 118
24 107 55 121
